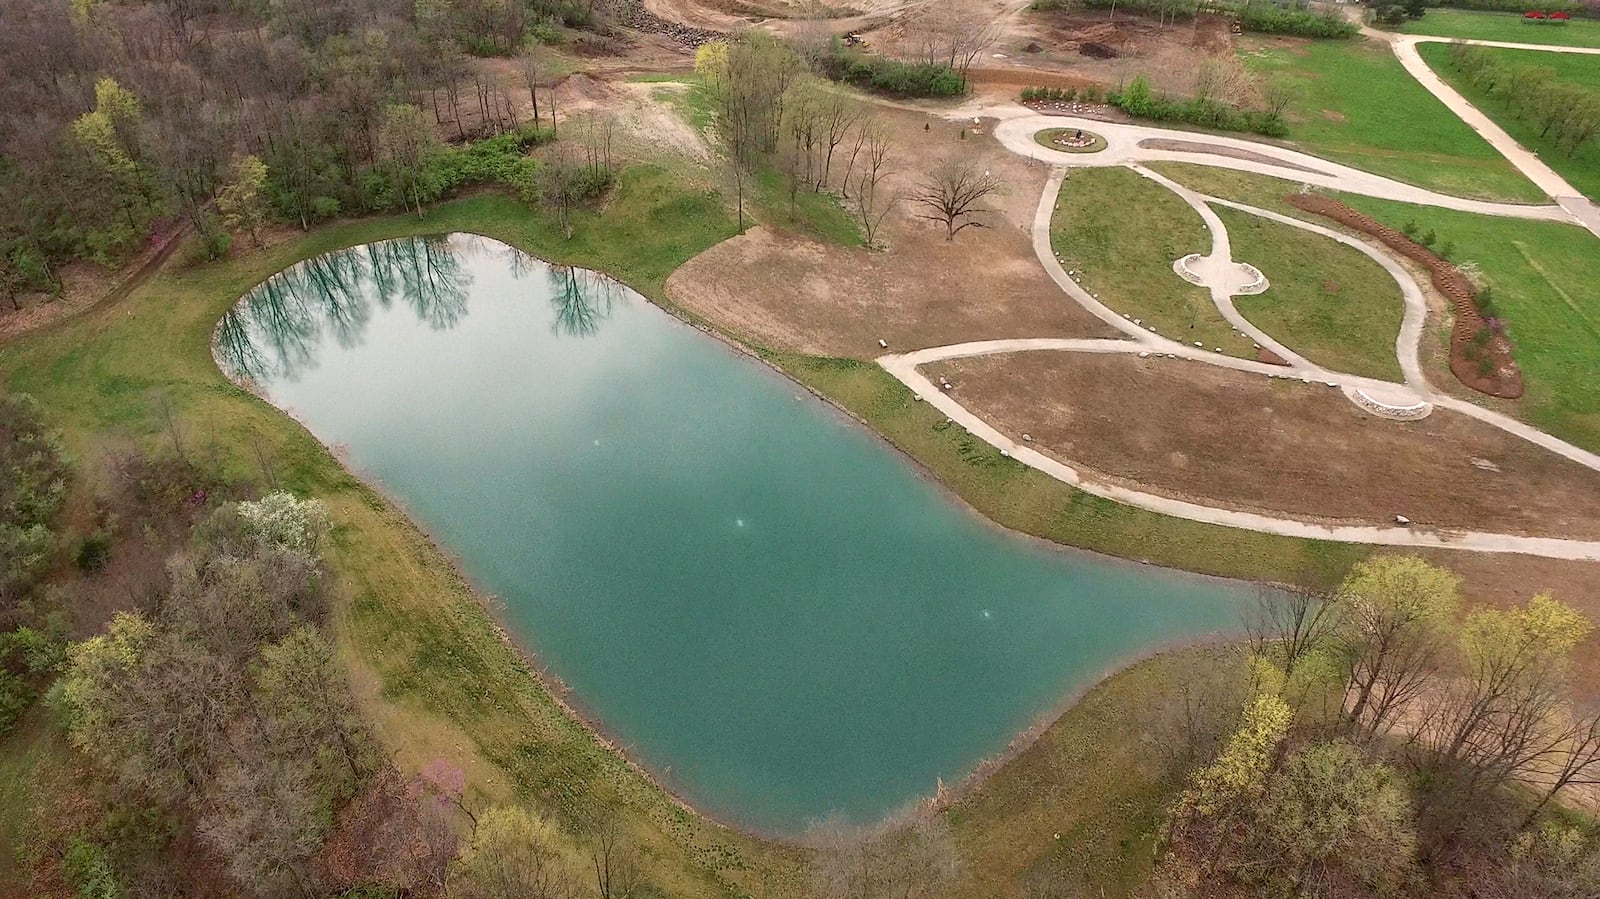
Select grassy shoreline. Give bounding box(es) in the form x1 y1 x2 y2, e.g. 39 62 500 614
1 166 1353 895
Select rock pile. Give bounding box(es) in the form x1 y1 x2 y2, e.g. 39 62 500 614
608 0 722 47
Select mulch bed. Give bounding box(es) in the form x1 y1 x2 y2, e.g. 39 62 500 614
1284 193 1524 400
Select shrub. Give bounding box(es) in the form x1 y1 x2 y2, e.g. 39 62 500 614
1108 74 1289 137
816 47 965 97
74 531 111 572
199 227 232 261
1236 1 1357 37
235 491 331 556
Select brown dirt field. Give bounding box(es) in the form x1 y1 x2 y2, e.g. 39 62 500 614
925 351 1600 540
666 107 1117 356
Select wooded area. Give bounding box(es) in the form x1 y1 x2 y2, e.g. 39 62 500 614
0 0 577 309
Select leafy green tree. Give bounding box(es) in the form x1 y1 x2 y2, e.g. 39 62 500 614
0 393 71 611
1181 665 1293 819
1250 741 1418 896
1335 556 1460 741
255 626 370 784
378 103 443 218
218 155 270 247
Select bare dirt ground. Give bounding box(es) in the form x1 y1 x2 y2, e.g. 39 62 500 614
925 351 1600 540
666 105 1118 356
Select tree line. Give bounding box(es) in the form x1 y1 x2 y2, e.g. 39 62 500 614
1448 41 1600 159
1147 556 1600 897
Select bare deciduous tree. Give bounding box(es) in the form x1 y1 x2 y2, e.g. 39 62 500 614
852 125 897 248
1245 583 1338 677
910 163 1002 241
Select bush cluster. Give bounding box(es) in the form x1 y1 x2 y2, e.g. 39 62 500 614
815 47 966 97
1235 1 1358 36
1434 0 1583 12
313 124 552 222
1109 74 1290 137
1020 84 1108 103
1074 0 1356 36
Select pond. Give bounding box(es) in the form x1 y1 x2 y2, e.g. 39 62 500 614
216 234 1251 835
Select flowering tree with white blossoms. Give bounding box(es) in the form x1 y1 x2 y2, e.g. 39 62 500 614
236 491 331 556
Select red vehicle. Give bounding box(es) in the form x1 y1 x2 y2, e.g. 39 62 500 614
1524 9 1548 19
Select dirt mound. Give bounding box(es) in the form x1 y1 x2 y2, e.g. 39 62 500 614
553 72 615 107
1023 41 1044 53
1079 41 1118 59
1285 193 1524 400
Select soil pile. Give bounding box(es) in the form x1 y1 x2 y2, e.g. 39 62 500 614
1286 193 1524 399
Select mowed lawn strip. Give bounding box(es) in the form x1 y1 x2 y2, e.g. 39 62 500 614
1417 41 1600 203
1051 167 1253 357
1215 205 1407 382
1239 37 1545 202
1145 162 1600 454
1395 9 1600 48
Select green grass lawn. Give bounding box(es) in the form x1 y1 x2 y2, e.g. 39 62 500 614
1394 8 1600 48
1215 206 1406 382
1051 167 1255 358
1147 162 1600 452
1239 37 1545 201
945 646 1248 898
752 165 863 246
1417 41 1600 202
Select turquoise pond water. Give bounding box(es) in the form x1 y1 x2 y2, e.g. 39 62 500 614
216 233 1251 835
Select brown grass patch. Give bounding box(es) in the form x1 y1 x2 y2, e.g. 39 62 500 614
927 351 1600 538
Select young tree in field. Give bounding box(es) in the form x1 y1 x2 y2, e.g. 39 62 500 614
538 145 581 240
450 805 575 899
587 816 640 899
517 46 544 129
1335 556 1460 742
852 124 897 248
378 103 442 218
700 32 804 228
217 155 270 247
911 163 1002 241
816 88 861 192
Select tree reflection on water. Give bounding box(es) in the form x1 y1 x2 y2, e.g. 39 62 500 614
215 235 628 386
